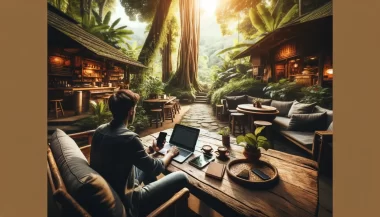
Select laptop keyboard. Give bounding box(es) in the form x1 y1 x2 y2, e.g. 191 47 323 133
178 148 190 156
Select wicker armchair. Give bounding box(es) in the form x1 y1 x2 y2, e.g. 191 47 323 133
47 130 190 217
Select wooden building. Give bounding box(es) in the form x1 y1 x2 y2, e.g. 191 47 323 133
48 4 146 115
234 1 333 88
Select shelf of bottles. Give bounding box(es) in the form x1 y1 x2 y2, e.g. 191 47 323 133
73 57 105 83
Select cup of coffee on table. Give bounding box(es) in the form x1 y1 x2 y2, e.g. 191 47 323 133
215 146 230 158
201 145 213 155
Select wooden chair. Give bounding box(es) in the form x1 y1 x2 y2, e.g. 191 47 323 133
49 99 65 119
150 109 163 128
215 105 223 120
312 131 333 176
48 131 190 217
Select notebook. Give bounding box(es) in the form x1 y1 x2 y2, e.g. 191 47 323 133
206 162 226 180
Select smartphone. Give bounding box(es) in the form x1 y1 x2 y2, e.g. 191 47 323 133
251 168 270 180
156 132 167 148
189 154 214 169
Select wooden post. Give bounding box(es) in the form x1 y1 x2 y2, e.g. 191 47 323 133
318 50 325 86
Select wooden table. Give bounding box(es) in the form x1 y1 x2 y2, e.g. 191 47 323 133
237 104 280 132
143 96 177 121
140 128 319 217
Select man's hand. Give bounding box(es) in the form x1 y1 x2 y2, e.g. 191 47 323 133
167 146 179 158
152 139 166 152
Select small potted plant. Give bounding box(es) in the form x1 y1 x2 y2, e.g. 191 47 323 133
218 127 230 147
236 126 271 161
144 77 164 99
252 98 262 108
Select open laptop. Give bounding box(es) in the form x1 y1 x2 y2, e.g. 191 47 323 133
158 124 200 163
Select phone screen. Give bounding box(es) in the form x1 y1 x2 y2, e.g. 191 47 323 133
157 132 167 148
189 154 214 168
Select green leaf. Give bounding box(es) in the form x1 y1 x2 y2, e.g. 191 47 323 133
92 9 102 25
256 3 274 31
257 136 267 142
258 141 271 150
110 18 121 29
103 11 112 25
249 8 267 34
236 135 246 144
255 126 266 135
278 4 299 28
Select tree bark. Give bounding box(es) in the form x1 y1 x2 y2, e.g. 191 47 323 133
135 0 173 84
170 0 201 90
161 28 172 82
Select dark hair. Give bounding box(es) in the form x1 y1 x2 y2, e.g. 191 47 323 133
108 89 140 121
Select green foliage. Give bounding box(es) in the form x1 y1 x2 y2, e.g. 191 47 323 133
211 78 266 106
140 77 165 98
218 127 230 136
263 78 303 101
120 0 159 23
75 101 113 130
128 104 150 133
236 126 271 151
164 85 196 101
300 85 332 108
82 10 134 49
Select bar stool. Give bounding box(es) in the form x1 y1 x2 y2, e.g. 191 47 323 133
49 99 64 119
215 104 223 120
168 101 178 115
164 104 175 122
254 120 273 146
228 109 238 129
230 113 245 136
150 109 163 128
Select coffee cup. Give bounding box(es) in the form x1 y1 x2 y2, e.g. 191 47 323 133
215 146 230 158
201 145 213 155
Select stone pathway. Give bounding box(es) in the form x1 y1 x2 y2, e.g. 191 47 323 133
180 103 228 132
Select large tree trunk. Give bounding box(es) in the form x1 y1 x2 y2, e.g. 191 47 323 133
135 0 173 84
161 28 172 82
170 0 201 90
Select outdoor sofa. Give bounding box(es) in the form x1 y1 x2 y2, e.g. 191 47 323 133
221 95 333 161
47 129 190 217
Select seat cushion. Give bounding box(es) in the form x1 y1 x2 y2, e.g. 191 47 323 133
327 121 333 131
271 100 294 117
273 116 291 130
281 131 315 150
314 106 333 129
246 96 272 106
49 129 126 217
288 101 317 117
225 95 247 110
288 113 327 132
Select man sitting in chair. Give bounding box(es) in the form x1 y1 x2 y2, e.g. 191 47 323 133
90 89 188 217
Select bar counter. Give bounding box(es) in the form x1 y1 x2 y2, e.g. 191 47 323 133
48 87 116 91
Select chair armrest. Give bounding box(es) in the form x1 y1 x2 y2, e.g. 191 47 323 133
312 131 333 162
68 130 96 146
147 188 190 217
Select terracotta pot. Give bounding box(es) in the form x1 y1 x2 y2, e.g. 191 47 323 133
222 135 230 147
256 102 262 108
243 148 261 162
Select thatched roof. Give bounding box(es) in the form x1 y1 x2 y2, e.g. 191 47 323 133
48 6 147 68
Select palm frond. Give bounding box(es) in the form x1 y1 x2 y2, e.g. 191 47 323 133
215 43 253 56
110 18 121 29
103 11 112 25
249 8 267 34
256 3 274 31
278 4 299 28
92 9 102 25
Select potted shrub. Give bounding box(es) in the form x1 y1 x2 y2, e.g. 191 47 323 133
218 127 231 147
143 77 164 99
236 126 271 161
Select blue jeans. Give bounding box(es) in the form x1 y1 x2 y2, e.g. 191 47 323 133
133 167 189 217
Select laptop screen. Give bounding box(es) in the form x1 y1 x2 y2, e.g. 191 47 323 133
169 125 200 151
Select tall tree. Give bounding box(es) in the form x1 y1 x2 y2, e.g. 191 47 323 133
168 0 201 90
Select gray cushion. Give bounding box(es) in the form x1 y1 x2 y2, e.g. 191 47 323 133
288 101 316 117
288 113 327 132
50 129 126 217
281 131 315 150
271 100 294 117
246 96 272 106
314 106 333 129
225 95 247 110
273 116 291 130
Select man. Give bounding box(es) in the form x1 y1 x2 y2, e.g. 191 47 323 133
90 89 188 217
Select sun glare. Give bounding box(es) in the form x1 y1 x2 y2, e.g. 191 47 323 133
200 0 218 16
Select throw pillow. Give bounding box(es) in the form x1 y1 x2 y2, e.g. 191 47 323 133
288 113 327 132
288 101 317 117
270 100 294 117
314 106 333 129
225 95 247 110
246 96 272 106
